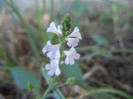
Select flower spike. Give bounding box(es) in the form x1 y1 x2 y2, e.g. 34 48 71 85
43 14 82 76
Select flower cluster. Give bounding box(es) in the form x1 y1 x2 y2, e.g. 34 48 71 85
42 16 82 76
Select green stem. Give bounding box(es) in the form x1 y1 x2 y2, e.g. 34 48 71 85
41 66 66 99
57 82 67 88
42 85 52 99
42 0 46 14
112 0 117 35
35 90 42 99
54 89 66 99
50 0 54 21
35 0 47 45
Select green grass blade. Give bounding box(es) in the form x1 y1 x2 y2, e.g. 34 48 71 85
104 0 133 16
35 0 47 45
86 88 133 99
79 49 133 61
5 0 40 56
76 46 99 51
50 0 54 21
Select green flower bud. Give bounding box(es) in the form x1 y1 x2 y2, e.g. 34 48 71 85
66 77 76 84
27 82 35 91
61 13 72 35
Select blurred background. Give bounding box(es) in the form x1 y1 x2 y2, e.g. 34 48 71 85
0 0 133 99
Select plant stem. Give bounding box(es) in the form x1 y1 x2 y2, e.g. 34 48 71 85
50 0 54 21
42 85 52 99
57 82 67 88
35 0 47 45
41 66 66 99
112 0 117 36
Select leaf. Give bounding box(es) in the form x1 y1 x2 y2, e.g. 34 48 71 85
61 62 83 84
0 66 40 89
93 34 108 46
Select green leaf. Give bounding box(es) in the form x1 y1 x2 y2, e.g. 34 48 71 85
61 62 83 84
0 66 40 89
93 34 108 46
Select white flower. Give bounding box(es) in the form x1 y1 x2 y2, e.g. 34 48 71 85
66 38 79 47
42 40 60 59
64 47 80 65
45 59 61 76
66 27 82 47
46 22 62 36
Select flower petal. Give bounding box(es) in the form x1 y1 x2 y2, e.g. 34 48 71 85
68 27 82 40
45 64 52 70
69 57 75 65
42 46 47 54
48 69 55 76
73 53 80 60
57 25 63 35
42 40 51 54
66 38 79 47
46 22 57 33
45 58 61 76
55 68 61 76
42 41 60 59
46 22 63 36
64 47 80 65
47 50 56 59
65 56 69 65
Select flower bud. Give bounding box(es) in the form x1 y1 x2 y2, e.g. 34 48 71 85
66 77 76 84
61 13 72 35
27 82 35 91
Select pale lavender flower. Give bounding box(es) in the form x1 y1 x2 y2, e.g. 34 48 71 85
46 22 62 36
42 40 60 59
66 27 82 47
45 58 61 76
64 47 80 65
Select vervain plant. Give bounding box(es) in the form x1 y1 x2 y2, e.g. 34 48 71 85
1 1 133 99
41 14 82 98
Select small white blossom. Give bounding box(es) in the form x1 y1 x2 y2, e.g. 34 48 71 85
64 47 80 65
45 59 61 76
67 27 82 39
46 22 62 36
66 27 82 47
66 38 79 47
42 40 60 59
